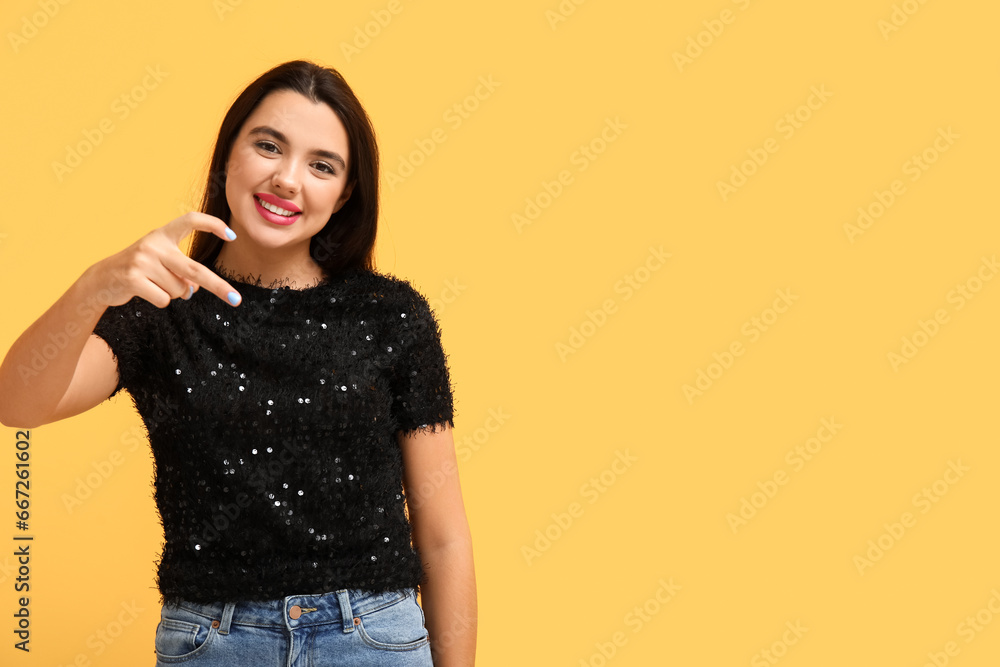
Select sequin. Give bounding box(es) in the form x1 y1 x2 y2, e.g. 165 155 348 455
90 266 456 602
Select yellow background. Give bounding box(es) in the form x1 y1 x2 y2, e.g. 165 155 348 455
2 0 998 664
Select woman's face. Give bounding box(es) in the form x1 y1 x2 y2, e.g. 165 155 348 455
224 89 353 272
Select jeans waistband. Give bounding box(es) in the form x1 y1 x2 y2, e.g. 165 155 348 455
165 588 417 635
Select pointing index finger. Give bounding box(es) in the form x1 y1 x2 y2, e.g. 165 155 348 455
167 212 242 306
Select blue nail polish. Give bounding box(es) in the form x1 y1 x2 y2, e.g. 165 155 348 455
183 285 194 300
225 227 237 240
228 291 241 305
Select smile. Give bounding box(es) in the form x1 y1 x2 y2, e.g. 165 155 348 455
253 195 302 226
255 195 299 217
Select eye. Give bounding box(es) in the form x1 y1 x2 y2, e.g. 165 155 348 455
313 162 336 175
255 140 279 153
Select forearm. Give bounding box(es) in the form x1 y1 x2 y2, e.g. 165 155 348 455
0 265 108 426
419 539 477 666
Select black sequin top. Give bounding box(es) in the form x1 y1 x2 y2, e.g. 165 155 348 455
91 263 456 604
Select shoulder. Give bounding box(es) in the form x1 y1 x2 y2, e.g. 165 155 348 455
346 269 433 311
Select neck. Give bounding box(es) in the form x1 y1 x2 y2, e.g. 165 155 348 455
214 244 326 289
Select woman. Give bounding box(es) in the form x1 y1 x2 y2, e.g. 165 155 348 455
0 60 476 666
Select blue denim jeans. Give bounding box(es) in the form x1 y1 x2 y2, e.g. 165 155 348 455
154 588 433 666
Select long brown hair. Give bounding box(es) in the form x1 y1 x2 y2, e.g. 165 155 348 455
188 60 379 274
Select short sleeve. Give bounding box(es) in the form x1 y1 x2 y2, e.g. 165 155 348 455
389 283 456 436
91 296 150 401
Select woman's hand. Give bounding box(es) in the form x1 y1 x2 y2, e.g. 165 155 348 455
89 212 242 308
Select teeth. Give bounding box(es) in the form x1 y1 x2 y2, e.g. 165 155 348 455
256 196 297 217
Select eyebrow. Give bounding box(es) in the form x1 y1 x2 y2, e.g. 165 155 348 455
247 125 347 171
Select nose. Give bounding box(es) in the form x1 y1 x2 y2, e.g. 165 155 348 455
271 159 302 194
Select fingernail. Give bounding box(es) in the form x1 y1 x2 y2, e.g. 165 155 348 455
182 285 194 300
228 291 241 305
225 227 237 240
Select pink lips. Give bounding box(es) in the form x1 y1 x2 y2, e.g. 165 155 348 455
253 192 302 226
